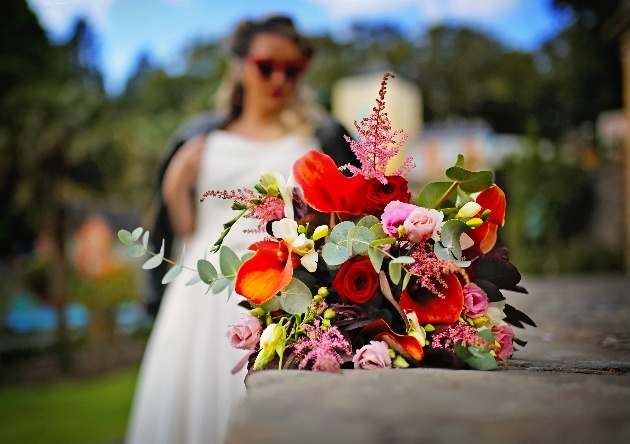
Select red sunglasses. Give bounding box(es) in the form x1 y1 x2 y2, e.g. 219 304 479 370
245 56 309 80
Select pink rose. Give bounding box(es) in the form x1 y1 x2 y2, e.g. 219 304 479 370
492 324 515 361
381 201 418 236
403 207 437 243
226 314 262 350
353 340 392 369
462 283 490 318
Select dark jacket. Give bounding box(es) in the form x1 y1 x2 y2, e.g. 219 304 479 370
144 112 358 316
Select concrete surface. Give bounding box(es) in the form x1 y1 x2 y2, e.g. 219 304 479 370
225 274 630 444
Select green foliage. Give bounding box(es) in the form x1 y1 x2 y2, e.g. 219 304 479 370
454 329 498 371
279 279 313 314
0 366 138 444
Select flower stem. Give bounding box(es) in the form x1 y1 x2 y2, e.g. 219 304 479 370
433 181 460 209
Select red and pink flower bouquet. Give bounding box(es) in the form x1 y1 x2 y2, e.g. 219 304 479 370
120 73 535 373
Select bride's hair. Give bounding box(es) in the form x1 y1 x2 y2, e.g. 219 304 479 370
214 15 323 135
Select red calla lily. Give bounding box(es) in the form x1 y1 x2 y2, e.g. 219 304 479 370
235 240 295 305
476 184 506 226
360 319 424 363
464 185 506 258
399 273 464 325
292 150 366 215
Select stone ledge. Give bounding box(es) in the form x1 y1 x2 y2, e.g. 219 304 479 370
227 367 630 444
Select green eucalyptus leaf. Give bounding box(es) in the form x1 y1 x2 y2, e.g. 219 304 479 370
369 223 387 239
368 245 385 273
465 351 498 371
142 231 150 249
416 181 457 209
226 280 235 298
329 221 355 244
369 237 396 247
348 226 375 255
322 242 351 267
260 295 281 312
197 259 218 284
358 215 380 229
445 166 493 193
477 329 495 344
142 239 165 270
279 278 313 314
439 219 470 261
402 271 411 290
185 273 202 286
219 246 242 277
131 227 144 242
117 229 134 246
389 261 402 285
211 279 230 295
241 252 254 262
391 255 415 264
126 244 146 258
161 264 183 284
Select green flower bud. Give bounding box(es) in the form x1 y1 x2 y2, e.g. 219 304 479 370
480 209 492 221
317 287 329 298
466 217 483 227
389 349 396 359
254 183 267 195
323 308 336 320
266 184 280 197
392 355 409 368
312 225 329 241
456 202 482 219
424 324 435 332
249 307 266 317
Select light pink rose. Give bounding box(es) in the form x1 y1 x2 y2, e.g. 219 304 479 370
226 314 262 350
492 325 515 361
381 201 418 236
462 283 490 318
353 340 392 369
403 207 437 243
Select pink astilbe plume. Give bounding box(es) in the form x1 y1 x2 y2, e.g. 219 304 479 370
200 188 284 233
408 245 461 298
341 72 415 184
291 321 352 372
431 322 491 351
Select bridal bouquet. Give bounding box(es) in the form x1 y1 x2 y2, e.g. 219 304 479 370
119 73 534 373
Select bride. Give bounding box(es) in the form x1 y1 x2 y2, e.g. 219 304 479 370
125 15 356 444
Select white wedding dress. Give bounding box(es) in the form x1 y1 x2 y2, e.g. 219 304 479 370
126 130 318 444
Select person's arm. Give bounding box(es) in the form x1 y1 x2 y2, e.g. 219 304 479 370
161 134 206 237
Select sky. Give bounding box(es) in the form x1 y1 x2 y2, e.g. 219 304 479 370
27 0 573 95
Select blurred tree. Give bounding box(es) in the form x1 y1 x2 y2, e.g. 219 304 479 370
534 0 623 139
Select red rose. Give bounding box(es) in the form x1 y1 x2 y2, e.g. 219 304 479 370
332 257 379 304
364 175 411 216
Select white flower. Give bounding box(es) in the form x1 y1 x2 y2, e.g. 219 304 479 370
291 234 318 272
261 170 294 219
430 209 445 242
272 218 299 243
300 248 319 272
484 305 507 328
405 311 427 345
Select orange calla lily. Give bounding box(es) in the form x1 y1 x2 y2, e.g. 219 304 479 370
292 150 366 216
235 240 295 305
477 184 506 226
360 319 424 363
399 273 464 325
464 185 506 258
